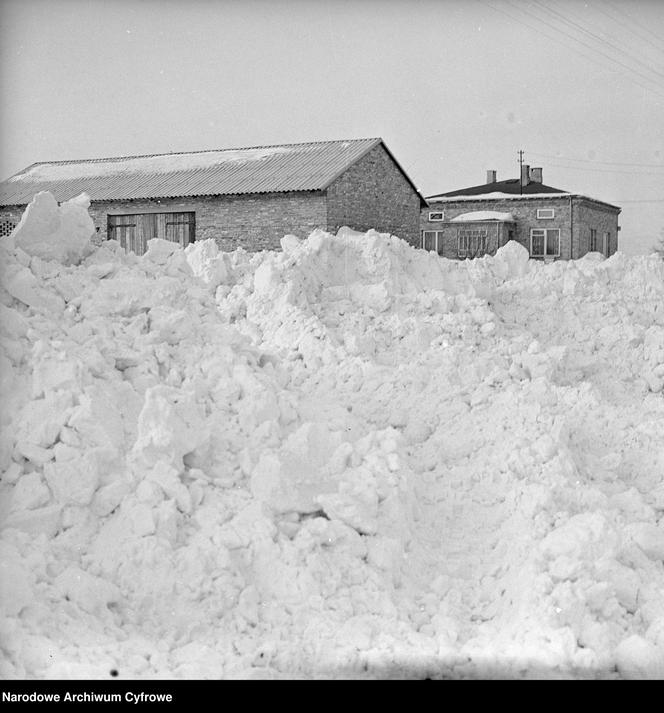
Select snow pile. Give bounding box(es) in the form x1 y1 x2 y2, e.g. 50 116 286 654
1 199 664 680
1 191 94 265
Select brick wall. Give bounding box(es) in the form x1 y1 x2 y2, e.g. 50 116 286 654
87 192 328 252
423 196 573 258
573 199 620 258
326 144 421 247
421 219 514 260
422 196 619 260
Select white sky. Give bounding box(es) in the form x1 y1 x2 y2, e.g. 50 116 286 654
1 0 662 254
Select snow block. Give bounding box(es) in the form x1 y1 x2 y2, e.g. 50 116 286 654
7 191 94 265
614 635 664 679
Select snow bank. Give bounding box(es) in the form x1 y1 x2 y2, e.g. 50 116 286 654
1 191 94 265
1 201 664 680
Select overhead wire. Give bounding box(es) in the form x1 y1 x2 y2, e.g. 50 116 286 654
591 1 664 58
477 0 664 99
499 0 664 94
602 0 664 53
527 151 664 169
529 0 664 82
531 162 664 175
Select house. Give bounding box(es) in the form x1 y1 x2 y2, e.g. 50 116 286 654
421 166 621 260
0 138 425 254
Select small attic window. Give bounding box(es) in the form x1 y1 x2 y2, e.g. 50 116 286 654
428 211 445 221
537 208 555 219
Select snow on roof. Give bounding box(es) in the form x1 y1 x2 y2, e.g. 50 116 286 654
12 146 300 182
450 211 515 222
429 191 570 202
1 138 408 205
427 191 621 211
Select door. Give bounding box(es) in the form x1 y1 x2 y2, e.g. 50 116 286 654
108 215 137 253
165 212 195 248
108 211 195 254
137 213 158 254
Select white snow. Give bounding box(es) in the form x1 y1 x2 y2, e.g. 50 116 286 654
427 191 619 209
1 191 94 265
450 211 515 222
429 191 568 201
11 146 301 182
1 194 664 680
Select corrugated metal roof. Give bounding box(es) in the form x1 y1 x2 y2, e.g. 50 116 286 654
0 138 389 206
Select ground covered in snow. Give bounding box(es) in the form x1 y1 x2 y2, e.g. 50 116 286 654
1 193 664 680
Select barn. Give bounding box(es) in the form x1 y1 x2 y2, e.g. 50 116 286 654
0 138 425 254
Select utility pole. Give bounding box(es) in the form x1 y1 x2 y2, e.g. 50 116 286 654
517 149 524 195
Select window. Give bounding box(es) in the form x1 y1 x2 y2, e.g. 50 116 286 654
537 208 555 219
0 220 16 237
590 228 598 252
530 228 560 258
421 230 443 253
604 231 610 256
428 211 445 222
458 228 488 258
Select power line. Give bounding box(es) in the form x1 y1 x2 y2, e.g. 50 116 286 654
529 0 664 82
592 1 664 58
500 0 664 93
528 150 664 169
479 0 664 99
602 0 664 54
484 2 664 98
533 161 664 175
614 199 664 203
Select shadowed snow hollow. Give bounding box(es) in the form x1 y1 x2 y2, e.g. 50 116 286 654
1 194 664 680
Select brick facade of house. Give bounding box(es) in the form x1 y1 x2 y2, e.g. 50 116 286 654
421 195 620 260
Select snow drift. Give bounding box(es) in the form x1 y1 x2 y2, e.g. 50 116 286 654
1 193 664 679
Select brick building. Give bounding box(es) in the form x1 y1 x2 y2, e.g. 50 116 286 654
0 138 425 254
421 166 621 261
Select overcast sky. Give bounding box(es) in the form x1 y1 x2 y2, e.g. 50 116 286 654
1 0 663 254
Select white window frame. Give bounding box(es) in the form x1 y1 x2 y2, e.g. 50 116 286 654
457 228 488 259
537 208 555 219
428 211 445 222
421 230 443 253
530 228 560 258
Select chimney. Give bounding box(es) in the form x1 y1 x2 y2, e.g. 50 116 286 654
486 169 497 184
529 167 543 183
521 164 531 187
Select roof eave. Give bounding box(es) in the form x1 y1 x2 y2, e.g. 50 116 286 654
426 192 621 211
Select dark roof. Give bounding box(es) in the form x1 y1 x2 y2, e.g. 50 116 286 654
0 138 425 206
427 177 568 200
